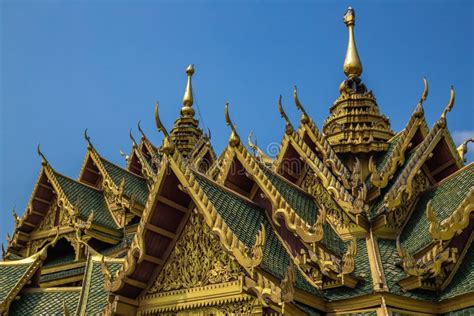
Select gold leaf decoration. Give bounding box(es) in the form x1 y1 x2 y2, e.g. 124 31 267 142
148 211 242 294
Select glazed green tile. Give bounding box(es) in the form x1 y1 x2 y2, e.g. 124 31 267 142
9 290 80 315
100 158 149 206
400 164 474 255
54 172 118 230
0 263 32 304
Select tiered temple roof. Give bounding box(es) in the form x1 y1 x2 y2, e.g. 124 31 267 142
1 7 473 315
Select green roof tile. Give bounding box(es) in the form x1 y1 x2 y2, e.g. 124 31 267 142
83 260 122 315
193 173 323 297
259 164 346 256
40 266 85 283
54 172 118 230
0 262 32 304
100 233 134 256
100 158 149 206
323 239 372 300
439 240 474 301
400 164 474 255
369 150 417 217
42 253 75 268
260 165 318 225
377 238 436 301
9 290 80 315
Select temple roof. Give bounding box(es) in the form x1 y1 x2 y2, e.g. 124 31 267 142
2 6 473 315
9 289 81 315
400 163 474 254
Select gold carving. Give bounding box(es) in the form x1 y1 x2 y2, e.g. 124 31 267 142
341 238 357 275
383 173 430 230
397 238 458 286
248 131 273 165
149 212 241 293
232 223 266 272
369 78 429 189
224 102 241 147
427 187 474 241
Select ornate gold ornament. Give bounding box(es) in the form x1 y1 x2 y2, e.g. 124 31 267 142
341 238 357 275
248 131 273 165
286 132 366 215
0 232 59 314
148 211 242 293
224 102 241 147
244 273 282 307
154 101 175 155
381 172 430 232
343 7 362 78
233 224 266 273
426 187 474 241
456 137 474 163
181 64 195 118
384 87 456 210
278 95 294 135
294 86 352 188
369 78 428 182
137 120 161 171
396 237 458 290
129 129 155 184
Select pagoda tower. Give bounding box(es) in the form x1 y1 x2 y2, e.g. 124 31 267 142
323 7 394 175
169 64 204 158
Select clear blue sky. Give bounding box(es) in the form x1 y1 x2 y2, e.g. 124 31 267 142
1 1 473 247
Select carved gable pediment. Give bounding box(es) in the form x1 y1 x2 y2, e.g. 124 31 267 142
148 210 243 294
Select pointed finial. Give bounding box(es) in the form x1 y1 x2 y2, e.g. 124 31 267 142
37 144 48 165
278 95 294 135
293 86 310 124
84 128 95 149
181 64 195 118
154 101 169 137
343 7 363 78
129 129 138 147
12 206 19 228
457 137 474 162
137 120 146 139
154 101 175 154
225 101 240 147
414 77 429 115
438 86 455 127
248 131 258 154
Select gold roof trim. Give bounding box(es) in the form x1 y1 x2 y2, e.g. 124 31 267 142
221 137 358 288
137 120 161 171
129 129 155 185
286 131 368 216
369 78 430 189
396 238 458 291
0 231 58 314
384 88 457 210
427 184 474 241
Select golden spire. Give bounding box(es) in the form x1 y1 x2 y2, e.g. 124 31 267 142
181 64 195 118
343 7 363 78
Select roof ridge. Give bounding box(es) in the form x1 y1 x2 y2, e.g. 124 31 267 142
191 169 263 208
53 170 103 192
99 155 146 180
258 162 315 199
